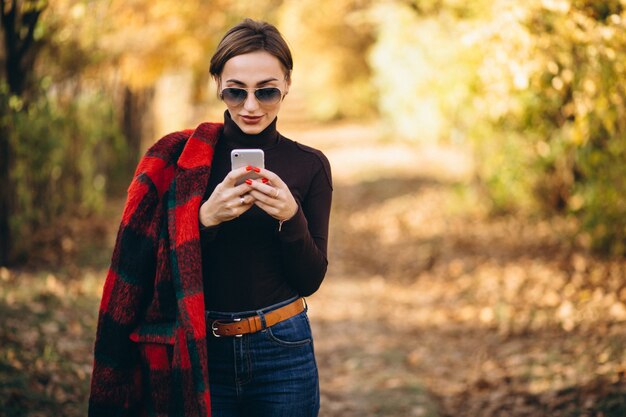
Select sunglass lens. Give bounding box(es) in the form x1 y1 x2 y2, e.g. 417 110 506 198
255 88 282 104
221 88 247 105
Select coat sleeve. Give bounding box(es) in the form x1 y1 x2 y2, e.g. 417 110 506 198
88 172 161 417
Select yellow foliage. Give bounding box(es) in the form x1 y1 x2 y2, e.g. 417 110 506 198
44 0 284 90
278 0 375 120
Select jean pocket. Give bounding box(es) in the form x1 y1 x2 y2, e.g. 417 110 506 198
266 311 313 347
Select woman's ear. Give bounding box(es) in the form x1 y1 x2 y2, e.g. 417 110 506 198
284 71 292 95
213 75 222 99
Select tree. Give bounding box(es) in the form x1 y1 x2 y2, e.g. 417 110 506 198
1 0 44 95
0 0 46 265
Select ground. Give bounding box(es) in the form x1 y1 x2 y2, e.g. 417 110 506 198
1 121 625 416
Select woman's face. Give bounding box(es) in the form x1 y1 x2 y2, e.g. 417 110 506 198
219 51 290 135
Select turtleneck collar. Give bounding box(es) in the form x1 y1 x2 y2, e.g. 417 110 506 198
221 110 279 150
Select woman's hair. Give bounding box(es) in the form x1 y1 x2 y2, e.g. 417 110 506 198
210 18 293 81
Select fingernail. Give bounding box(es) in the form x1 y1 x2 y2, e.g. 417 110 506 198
246 166 253 171
262 178 269 184
245 179 253 185
253 167 261 173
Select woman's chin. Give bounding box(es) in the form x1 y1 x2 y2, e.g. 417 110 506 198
240 126 264 135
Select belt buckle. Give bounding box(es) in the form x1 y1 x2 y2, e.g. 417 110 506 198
211 318 242 338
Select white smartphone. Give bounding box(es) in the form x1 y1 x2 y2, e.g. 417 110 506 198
231 149 265 185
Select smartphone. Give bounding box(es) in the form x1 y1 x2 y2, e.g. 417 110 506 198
231 149 265 185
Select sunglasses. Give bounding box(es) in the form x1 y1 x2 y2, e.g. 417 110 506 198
220 87 284 107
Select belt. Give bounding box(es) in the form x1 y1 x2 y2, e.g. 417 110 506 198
209 298 306 338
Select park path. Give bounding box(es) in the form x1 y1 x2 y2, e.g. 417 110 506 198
282 120 469 417
281 120 626 417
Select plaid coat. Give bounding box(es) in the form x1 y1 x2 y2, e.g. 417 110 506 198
89 122 222 417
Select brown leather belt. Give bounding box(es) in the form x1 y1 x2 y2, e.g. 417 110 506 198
209 298 306 338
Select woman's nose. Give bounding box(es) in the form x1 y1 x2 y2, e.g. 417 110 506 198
243 91 259 112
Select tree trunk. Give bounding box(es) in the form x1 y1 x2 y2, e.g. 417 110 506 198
122 86 155 165
0 118 12 265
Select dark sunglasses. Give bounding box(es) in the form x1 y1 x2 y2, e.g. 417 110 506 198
220 87 284 106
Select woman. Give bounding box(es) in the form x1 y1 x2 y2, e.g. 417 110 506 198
89 19 332 417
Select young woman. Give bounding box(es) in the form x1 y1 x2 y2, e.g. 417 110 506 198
89 19 332 417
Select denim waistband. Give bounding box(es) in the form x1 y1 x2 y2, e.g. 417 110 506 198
205 295 301 321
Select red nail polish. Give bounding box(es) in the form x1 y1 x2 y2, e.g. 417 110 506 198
262 178 269 184
245 179 252 185
253 167 261 173
246 166 253 171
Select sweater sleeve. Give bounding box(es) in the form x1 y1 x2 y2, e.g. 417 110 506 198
278 152 333 296
88 173 160 417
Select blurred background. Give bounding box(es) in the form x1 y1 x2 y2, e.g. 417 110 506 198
1 0 625 416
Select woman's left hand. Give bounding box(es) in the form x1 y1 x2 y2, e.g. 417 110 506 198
246 168 298 222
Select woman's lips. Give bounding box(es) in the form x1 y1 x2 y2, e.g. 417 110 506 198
240 115 263 124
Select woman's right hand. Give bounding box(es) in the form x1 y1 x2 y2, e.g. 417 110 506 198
198 166 257 228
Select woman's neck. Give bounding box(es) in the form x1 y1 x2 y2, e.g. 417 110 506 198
221 110 279 149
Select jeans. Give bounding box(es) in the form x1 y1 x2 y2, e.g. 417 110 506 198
205 296 320 417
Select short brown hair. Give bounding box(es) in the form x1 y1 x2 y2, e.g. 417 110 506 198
209 19 293 81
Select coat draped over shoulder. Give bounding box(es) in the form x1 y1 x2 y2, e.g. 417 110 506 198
88 123 222 417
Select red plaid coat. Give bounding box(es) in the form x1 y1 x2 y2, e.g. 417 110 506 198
89 123 221 417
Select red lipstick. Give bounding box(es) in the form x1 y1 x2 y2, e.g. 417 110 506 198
241 115 263 125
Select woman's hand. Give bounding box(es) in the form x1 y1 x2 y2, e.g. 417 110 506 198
246 168 298 222
198 167 255 227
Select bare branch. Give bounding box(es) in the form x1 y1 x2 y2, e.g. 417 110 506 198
0 0 11 29
1 0 16 55
18 8 42 58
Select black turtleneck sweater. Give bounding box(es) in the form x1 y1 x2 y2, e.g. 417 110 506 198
201 112 333 312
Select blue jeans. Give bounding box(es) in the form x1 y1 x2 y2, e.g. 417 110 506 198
205 296 320 417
